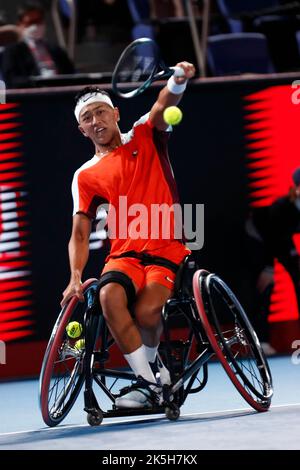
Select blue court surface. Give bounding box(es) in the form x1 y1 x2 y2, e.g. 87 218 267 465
0 356 299 450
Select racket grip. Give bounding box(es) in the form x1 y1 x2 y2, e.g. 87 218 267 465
170 66 185 78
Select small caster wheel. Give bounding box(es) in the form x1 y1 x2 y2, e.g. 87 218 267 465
165 404 180 421
87 409 103 426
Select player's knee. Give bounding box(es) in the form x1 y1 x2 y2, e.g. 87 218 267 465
135 305 162 330
99 283 127 319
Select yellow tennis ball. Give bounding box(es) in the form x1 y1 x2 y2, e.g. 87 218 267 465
66 321 82 339
74 339 85 350
163 106 183 126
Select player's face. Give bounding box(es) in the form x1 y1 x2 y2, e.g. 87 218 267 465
79 103 120 146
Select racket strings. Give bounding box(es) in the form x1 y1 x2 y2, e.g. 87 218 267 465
117 49 157 83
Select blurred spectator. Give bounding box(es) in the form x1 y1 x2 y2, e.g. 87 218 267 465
0 24 21 47
245 167 300 354
0 12 21 82
2 1 75 88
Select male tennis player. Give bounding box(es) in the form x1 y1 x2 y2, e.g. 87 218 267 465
61 61 195 408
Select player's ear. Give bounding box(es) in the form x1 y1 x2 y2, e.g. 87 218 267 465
114 107 120 122
78 125 88 137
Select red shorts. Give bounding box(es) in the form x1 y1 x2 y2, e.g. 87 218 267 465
101 242 191 293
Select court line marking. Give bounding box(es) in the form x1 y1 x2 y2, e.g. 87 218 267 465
0 402 300 438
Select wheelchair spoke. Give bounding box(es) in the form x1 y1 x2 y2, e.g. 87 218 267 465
47 344 83 417
223 324 266 394
49 365 80 415
237 358 265 390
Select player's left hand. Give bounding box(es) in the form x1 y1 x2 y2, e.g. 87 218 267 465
174 62 196 84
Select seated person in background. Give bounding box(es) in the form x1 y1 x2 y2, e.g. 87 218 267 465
2 0 75 88
0 16 21 81
245 167 300 355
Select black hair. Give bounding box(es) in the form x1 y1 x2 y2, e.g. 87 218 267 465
74 86 111 106
17 1 45 22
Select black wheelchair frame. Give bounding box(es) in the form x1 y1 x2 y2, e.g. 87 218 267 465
39 256 273 427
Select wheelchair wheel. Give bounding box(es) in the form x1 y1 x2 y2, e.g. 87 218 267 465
193 270 273 412
39 279 99 426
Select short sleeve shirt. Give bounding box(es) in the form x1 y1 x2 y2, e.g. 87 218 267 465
71 114 181 256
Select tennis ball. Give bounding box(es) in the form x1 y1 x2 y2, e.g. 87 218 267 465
66 321 82 339
74 339 85 350
163 106 183 126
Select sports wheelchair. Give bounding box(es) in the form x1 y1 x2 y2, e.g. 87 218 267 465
39 255 273 427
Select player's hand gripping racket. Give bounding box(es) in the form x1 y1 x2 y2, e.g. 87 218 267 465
112 37 185 99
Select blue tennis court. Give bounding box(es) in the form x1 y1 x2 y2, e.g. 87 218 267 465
0 356 299 450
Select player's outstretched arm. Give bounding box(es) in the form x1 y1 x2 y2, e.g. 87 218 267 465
149 61 195 131
61 213 92 307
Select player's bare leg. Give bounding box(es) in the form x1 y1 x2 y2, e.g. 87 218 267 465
134 282 172 348
99 281 158 390
134 283 172 385
100 281 170 407
99 282 141 353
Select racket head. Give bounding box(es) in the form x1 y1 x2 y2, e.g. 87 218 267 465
112 38 172 99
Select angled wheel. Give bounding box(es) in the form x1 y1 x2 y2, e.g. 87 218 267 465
193 270 273 412
39 279 99 426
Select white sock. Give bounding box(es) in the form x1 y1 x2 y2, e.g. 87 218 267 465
144 346 170 377
144 345 158 363
124 345 156 384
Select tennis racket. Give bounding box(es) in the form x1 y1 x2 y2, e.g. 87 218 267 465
112 37 185 99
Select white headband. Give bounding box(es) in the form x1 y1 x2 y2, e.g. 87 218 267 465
74 92 114 122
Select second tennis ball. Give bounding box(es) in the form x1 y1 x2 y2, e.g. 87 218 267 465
163 106 183 125
66 321 82 339
74 339 85 350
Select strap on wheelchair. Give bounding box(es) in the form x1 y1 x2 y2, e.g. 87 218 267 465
111 250 179 274
98 270 136 306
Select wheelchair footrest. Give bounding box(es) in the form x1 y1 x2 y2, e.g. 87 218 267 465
105 406 166 418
